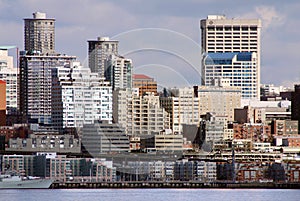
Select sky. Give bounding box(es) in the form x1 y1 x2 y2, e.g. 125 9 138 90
0 0 299 89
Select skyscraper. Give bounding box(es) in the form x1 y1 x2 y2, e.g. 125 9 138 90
105 54 132 91
20 12 76 126
201 15 261 100
19 52 76 125
88 37 118 76
24 12 55 53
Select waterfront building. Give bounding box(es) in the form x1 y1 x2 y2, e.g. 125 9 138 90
174 159 217 182
52 62 112 130
201 15 261 100
105 54 132 90
0 47 19 115
24 12 55 54
132 74 157 96
88 37 118 76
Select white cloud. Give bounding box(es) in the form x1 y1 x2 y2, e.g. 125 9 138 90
239 5 285 30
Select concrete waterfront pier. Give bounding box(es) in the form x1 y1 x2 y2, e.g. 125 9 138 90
51 181 300 189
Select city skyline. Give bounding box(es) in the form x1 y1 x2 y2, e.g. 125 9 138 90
0 0 299 88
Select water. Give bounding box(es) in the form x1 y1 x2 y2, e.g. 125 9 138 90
0 189 300 201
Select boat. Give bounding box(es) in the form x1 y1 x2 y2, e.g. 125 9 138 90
0 174 53 189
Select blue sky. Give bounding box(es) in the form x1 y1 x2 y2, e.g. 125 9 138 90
0 0 299 88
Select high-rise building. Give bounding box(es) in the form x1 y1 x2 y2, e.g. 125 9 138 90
20 12 77 126
105 54 132 90
24 12 55 53
19 51 76 125
201 15 261 100
88 37 118 76
52 62 113 130
0 47 18 114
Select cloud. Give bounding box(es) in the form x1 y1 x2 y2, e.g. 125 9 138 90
239 5 285 30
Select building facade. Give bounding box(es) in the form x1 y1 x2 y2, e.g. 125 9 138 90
19 52 76 125
105 54 132 90
201 15 261 100
88 37 118 76
24 12 55 53
195 83 241 121
0 47 18 115
82 121 130 156
132 74 157 96
160 87 199 134
51 62 113 130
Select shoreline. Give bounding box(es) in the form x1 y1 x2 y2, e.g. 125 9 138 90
50 181 300 189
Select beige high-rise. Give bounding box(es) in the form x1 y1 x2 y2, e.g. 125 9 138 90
24 12 55 53
201 15 261 100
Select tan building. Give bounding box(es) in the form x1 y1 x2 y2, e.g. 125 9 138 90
128 92 170 136
201 15 261 100
195 84 241 121
160 87 199 134
24 12 55 53
132 74 157 96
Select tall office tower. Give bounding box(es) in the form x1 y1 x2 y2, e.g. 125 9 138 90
201 15 261 100
105 54 132 90
52 62 113 131
291 85 300 131
88 37 118 76
0 47 19 114
24 12 55 53
132 74 158 96
19 52 76 125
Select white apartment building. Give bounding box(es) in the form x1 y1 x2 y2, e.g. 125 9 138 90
105 54 132 90
0 47 18 114
201 15 261 100
52 62 112 130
